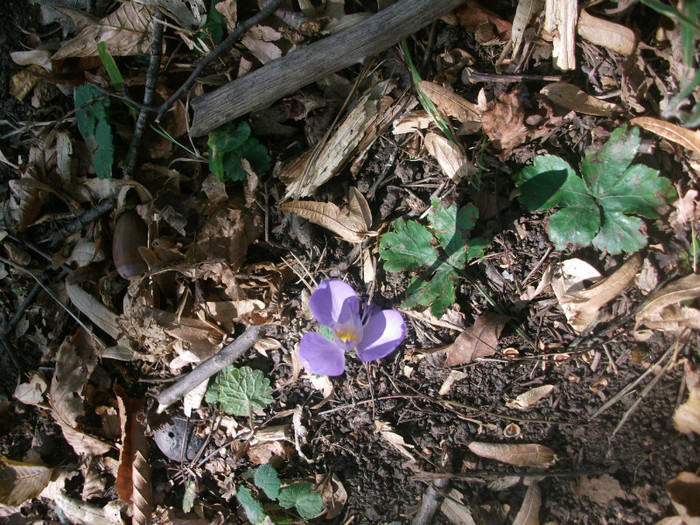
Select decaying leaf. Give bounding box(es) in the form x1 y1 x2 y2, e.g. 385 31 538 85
440 488 477 525
635 273 700 334
577 9 636 56
631 117 700 157
0 457 53 507
575 474 626 506
556 253 642 333
666 472 700 523
424 133 475 182
673 363 700 436
541 82 619 117
506 385 554 410
418 81 481 133
53 2 155 60
511 0 545 58
455 1 512 41
53 492 124 525
281 188 376 243
115 386 153 525
427 313 508 368
65 280 121 339
13 373 48 407
669 188 698 233
316 473 347 520
512 483 541 525
468 442 556 468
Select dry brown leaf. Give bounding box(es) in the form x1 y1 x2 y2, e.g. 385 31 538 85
577 9 636 56
455 1 512 41
0 457 53 507
558 253 642 333
506 385 554 410
631 117 700 157
13 373 48 407
9 67 40 101
575 474 626 505
511 0 546 58
316 473 347 520
673 363 700 435
635 273 700 334
512 483 541 525
375 421 416 463
8 175 45 233
541 82 619 116
418 80 481 130
468 442 556 468
438 370 467 396
428 313 508 368
666 472 700 523
424 132 475 182
52 2 155 60
669 188 698 233
115 385 152 525
348 186 373 231
440 488 477 525
393 110 434 134
281 191 376 243
54 492 124 525
65 280 121 339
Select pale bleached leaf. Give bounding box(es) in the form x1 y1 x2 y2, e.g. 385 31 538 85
577 9 636 56
281 198 376 243
541 82 619 117
418 80 481 127
347 187 373 231
674 364 700 435
512 484 541 525
424 132 474 182
468 442 556 467
65 280 121 339
52 2 155 60
635 273 700 334
631 117 700 157
506 385 555 410
511 0 546 58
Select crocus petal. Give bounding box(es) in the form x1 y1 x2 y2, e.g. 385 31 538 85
298 332 346 376
356 309 406 362
309 280 359 328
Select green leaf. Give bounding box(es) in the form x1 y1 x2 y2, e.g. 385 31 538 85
379 219 438 272
202 0 227 44
74 84 108 139
277 483 323 519
581 126 640 195
516 155 586 210
597 163 675 218
93 117 114 179
427 201 479 258
237 486 268 525
97 41 124 90
592 210 646 255
547 202 600 249
206 366 273 416
254 464 280 500
208 122 270 182
403 264 456 318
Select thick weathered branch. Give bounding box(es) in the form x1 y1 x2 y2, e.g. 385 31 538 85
189 0 465 136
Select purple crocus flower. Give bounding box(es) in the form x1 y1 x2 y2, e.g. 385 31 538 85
299 280 406 376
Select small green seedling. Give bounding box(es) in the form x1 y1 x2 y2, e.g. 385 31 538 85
205 365 273 416
379 200 489 318
74 84 114 179
238 464 324 524
515 125 676 254
208 121 271 182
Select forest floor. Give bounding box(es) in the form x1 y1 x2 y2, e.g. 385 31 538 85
1 0 700 524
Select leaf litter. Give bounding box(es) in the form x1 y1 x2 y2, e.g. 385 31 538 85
1 0 700 523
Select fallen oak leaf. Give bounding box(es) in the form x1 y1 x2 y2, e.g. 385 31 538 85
468 442 556 468
427 312 508 367
631 117 700 157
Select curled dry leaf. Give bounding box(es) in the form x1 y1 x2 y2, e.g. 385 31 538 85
666 472 700 523
281 188 376 243
13 373 48 407
557 253 642 334
512 483 541 525
427 313 508 368
506 384 555 410
424 133 475 182
0 457 53 507
631 117 700 157
417 80 481 132
468 442 556 468
635 273 700 334
316 473 348 519
115 386 152 525
577 9 636 56
541 82 620 117
53 2 155 60
673 363 700 436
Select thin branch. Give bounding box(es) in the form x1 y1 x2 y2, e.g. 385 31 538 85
125 8 166 179
86 83 156 112
49 192 119 249
155 0 283 123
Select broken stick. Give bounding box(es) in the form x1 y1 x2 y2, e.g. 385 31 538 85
189 0 464 137
156 325 267 411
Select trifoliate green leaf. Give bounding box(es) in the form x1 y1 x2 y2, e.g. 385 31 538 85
596 163 674 218
205 365 273 416
378 219 438 272
591 210 646 254
547 201 600 249
254 464 280 500
237 486 268 525
277 483 323 519
516 154 587 210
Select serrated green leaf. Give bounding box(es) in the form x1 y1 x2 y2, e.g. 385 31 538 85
597 163 675 218
238 137 271 175
207 365 273 416
516 155 586 210
254 464 280 500
592 210 646 254
379 219 438 272
581 126 640 195
278 483 323 519
547 201 600 249
428 201 479 257
93 117 114 179
237 486 268 524
403 264 456 318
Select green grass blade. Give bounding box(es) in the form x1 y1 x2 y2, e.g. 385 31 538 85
97 41 124 90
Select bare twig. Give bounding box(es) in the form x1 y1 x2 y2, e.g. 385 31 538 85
155 0 283 123
156 325 267 411
49 193 119 249
411 477 449 525
125 8 166 179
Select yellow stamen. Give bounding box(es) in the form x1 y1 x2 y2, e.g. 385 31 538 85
334 328 359 343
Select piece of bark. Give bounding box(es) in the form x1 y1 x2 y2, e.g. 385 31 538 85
190 0 464 136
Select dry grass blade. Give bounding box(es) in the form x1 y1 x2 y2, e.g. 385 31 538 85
468 442 557 467
0 457 53 507
631 117 700 157
512 483 541 525
115 386 152 525
281 197 376 243
541 82 619 116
